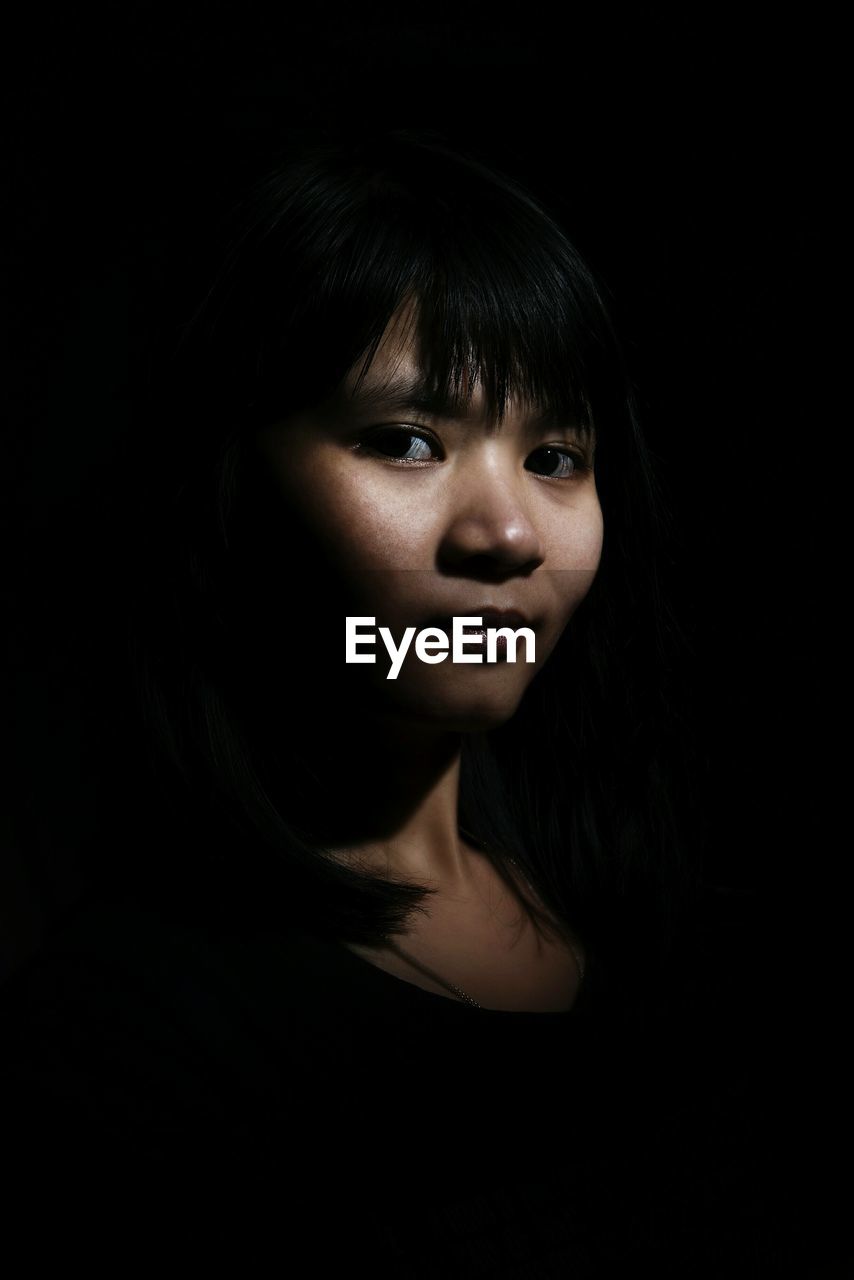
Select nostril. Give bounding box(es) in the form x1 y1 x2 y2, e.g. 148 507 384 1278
436 499 545 576
437 552 541 582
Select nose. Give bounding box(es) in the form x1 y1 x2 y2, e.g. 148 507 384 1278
436 463 545 577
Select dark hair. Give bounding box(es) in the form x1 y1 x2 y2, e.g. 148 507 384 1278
85 129 699 979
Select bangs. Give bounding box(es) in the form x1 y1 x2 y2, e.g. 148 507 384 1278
346 278 598 443
217 136 620 441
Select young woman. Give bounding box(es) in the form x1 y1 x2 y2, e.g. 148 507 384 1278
2 131 775 1272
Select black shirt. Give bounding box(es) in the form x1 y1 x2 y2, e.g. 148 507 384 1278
1 883 795 1274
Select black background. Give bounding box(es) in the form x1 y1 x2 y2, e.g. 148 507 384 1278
1 7 838 984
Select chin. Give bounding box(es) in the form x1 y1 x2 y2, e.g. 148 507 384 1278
377 673 531 733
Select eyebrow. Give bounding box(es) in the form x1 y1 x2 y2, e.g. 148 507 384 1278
340 372 588 435
343 373 465 419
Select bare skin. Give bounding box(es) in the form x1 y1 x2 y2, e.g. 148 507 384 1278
256 300 598 1011
346 834 585 1013
301 715 585 1013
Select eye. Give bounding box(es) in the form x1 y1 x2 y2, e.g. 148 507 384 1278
359 427 442 463
525 446 585 480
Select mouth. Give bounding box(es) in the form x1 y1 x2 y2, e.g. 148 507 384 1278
424 608 532 635
419 610 535 664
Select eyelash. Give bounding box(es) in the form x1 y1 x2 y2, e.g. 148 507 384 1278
356 427 591 480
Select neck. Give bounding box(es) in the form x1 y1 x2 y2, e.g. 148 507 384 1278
285 709 470 883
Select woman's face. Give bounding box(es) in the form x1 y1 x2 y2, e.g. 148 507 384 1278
256 306 604 732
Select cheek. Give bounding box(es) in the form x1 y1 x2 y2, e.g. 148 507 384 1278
540 504 604 639
273 455 394 562
549 501 604 572
300 476 435 572
339 501 429 570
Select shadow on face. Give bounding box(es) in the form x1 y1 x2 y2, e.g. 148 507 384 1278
250 301 603 735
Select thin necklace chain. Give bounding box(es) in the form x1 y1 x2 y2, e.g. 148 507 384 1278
382 937 484 1008
380 828 585 1009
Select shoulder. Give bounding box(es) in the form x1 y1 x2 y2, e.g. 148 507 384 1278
1 894 250 1129
0 892 366 1262
1 890 350 1074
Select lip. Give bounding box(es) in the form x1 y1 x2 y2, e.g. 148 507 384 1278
423 608 533 633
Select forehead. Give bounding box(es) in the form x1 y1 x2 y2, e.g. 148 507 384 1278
344 298 424 397
342 299 564 427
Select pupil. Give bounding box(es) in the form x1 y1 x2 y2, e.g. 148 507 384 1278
381 431 417 458
536 448 565 475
